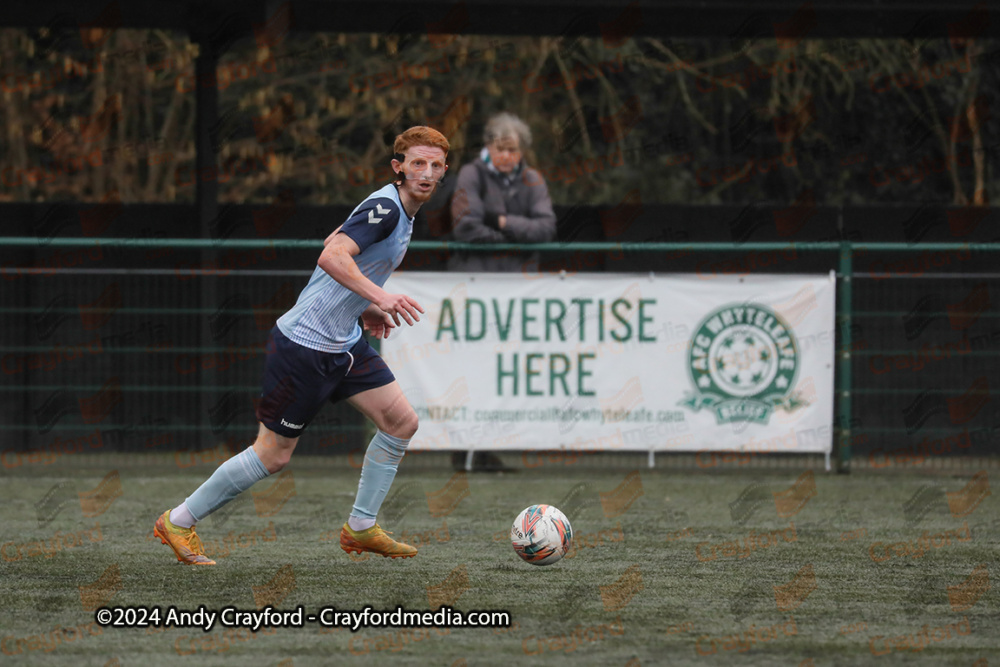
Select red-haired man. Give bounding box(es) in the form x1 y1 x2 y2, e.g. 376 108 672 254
154 127 449 563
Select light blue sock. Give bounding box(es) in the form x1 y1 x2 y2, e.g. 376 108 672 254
184 447 270 521
350 430 409 522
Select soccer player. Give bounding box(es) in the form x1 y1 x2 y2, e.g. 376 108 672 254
154 126 449 564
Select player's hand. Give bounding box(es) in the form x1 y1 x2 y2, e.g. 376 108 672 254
377 293 425 327
361 308 395 339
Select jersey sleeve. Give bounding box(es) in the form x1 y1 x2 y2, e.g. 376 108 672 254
336 197 401 253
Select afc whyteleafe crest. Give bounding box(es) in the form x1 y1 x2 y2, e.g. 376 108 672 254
679 303 806 425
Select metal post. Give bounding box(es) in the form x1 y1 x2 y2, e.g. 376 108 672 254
195 39 220 451
194 42 220 236
836 241 853 473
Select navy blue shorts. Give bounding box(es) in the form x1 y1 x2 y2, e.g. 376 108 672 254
256 326 395 438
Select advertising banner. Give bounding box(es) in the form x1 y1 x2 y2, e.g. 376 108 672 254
381 272 836 457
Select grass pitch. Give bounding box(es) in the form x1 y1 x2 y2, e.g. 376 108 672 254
1 455 997 666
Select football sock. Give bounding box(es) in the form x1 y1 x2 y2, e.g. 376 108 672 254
348 516 376 532
350 430 409 524
168 502 198 529
183 446 270 522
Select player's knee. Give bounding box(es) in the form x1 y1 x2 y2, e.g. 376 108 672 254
253 435 296 474
387 409 418 440
267 448 294 473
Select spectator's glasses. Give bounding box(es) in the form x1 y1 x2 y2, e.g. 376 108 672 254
490 140 521 155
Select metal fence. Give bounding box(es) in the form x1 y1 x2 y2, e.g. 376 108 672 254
2 234 998 472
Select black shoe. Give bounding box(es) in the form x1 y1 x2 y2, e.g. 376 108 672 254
451 451 517 473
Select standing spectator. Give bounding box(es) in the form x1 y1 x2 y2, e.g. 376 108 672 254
448 113 557 471
448 112 557 272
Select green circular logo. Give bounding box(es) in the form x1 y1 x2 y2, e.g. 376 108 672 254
680 303 803 424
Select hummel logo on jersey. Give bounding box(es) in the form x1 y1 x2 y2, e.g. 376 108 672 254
280 419 304 430
368 204 391 224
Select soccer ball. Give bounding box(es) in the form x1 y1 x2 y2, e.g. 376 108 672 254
510 505 573 565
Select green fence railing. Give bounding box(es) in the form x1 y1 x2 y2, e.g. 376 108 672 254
3 237 999 471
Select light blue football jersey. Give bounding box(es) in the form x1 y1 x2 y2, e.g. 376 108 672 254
276 184 413 353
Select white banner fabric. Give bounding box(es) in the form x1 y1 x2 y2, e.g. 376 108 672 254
380 272 836 455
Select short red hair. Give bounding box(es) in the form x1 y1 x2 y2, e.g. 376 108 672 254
394 126 450 157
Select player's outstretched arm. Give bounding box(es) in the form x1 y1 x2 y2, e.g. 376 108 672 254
361 303 395 339
317 234 424 326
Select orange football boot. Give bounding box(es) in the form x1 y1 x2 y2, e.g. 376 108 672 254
340 523 417 559
153 510 216 565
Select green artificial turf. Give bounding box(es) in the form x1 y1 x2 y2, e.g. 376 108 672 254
1 455 997 666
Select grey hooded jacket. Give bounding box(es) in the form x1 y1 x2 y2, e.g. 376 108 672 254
447 158 557 272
